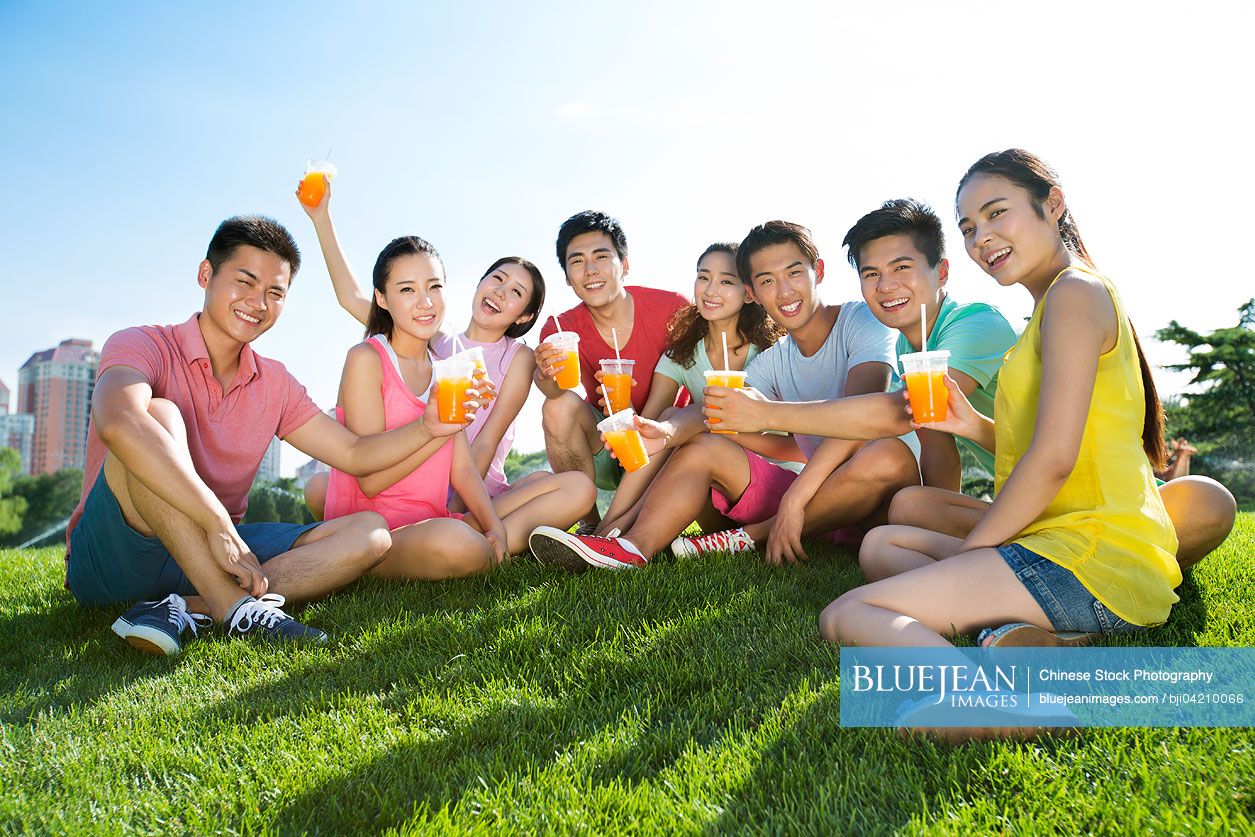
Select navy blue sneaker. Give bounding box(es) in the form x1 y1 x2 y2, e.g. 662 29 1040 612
111 593 211 656
226 594 328 644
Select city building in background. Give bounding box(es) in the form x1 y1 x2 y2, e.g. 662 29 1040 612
252 437 282 487
17 339 99 475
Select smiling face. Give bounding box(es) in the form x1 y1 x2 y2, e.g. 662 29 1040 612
375 252 446 342
563 231 628 307
471 262 536 332
856 234 948 334
745 242 823 332
198 244 291 346
693 250 749 322
957 173 1065 287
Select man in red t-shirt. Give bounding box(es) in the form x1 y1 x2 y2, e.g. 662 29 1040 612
70 216 475 656
534 211 688 524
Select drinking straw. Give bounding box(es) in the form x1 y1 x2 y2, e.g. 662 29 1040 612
601 384 613 413
453 333 465 354
920 303 928 350
612 328 622 362
721 331 730 370
549 314 561 336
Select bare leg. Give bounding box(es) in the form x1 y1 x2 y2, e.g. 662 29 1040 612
858 525 964 581
541 392 603 523
463 471 597 555
818 548 1051 647
1159 476 1238 570
303 471 329 521
885 479 1237 572
371 518 494 581
886 484 990 536
105 399 389 621
742 438 920 543
620 434 754 557
597 448 673 535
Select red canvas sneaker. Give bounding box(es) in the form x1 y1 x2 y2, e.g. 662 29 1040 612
528 526 648 570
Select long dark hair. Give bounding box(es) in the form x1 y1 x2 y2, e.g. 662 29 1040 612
957 149 1166 468
479 257 546 339
665 242 784 368
365 236 443 339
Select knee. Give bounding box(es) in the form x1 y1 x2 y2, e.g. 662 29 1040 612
146 398 186 433
887 485 930 526
432 527 493 577
857 526 894 581
1162 476 1238 569
541 393 583 432
359 512 393 561
862 440 920 489
558 471 598 509
303 472 329 521
818 590 863 645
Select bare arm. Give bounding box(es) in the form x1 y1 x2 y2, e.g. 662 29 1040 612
961 275 1115 551
468 347 534 479
283 344 473 481
639 372 680 421
298 181 371 326
93 366 233 532
92 365 267 595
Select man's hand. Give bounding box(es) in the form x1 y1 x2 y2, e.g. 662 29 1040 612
704 386 770 434
764 495 809 566
207 526 269 597
534 341 567 383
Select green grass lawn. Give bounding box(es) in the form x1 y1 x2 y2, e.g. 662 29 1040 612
2 516 1253 835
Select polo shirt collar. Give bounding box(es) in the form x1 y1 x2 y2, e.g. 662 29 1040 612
174 313 259 388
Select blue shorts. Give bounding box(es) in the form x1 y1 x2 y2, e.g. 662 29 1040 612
996 543 1146 634
66 470 320 607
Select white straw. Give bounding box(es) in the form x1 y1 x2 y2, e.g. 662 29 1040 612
612 327 622 362
721 331 730 370
548 314 561 337
920 303 928 351
601 384 613 413
453 333 464 354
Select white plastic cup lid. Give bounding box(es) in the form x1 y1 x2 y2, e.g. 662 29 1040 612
596 408 637 433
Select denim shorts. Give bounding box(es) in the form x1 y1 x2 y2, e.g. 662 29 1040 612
996 543 1145 634
66 470 320 606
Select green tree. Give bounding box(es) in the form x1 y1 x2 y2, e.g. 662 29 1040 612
0 448 28 537
243 479 314 524
1156 298 1255 500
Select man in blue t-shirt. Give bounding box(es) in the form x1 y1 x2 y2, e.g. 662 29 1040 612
529 220 921 569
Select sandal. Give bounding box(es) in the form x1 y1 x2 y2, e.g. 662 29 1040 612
977 622 1095 649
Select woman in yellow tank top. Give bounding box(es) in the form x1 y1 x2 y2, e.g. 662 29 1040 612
820 149 1180 649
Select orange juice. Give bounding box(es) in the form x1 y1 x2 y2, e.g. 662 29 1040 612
602 372 633 413
703 369 747 434
556 349 581 390
904 370 947 423
436 376 473 423
297 171 327 208
604 428 650 472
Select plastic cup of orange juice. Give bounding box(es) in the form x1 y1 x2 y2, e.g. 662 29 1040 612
432 356 476 423
548 332 581 390
599 359 635 414
450 345 491 402
298 160 337 208
900 350 950 423
703 369 747 434
597 408 650 473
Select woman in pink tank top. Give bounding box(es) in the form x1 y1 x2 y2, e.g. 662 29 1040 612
301 188 596 579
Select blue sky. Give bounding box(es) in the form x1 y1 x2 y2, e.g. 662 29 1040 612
3 1 1253 469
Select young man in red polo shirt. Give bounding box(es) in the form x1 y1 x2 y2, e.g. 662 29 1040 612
533 210 688 527
67 216 477 655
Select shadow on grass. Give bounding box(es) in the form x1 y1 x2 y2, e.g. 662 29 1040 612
201 555 848 832
0 592 176 724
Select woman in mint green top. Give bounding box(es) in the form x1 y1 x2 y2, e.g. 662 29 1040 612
597 242 784 534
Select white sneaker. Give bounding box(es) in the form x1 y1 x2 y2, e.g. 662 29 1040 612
671 527 756 559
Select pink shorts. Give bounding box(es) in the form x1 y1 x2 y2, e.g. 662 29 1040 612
711 451 863 546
